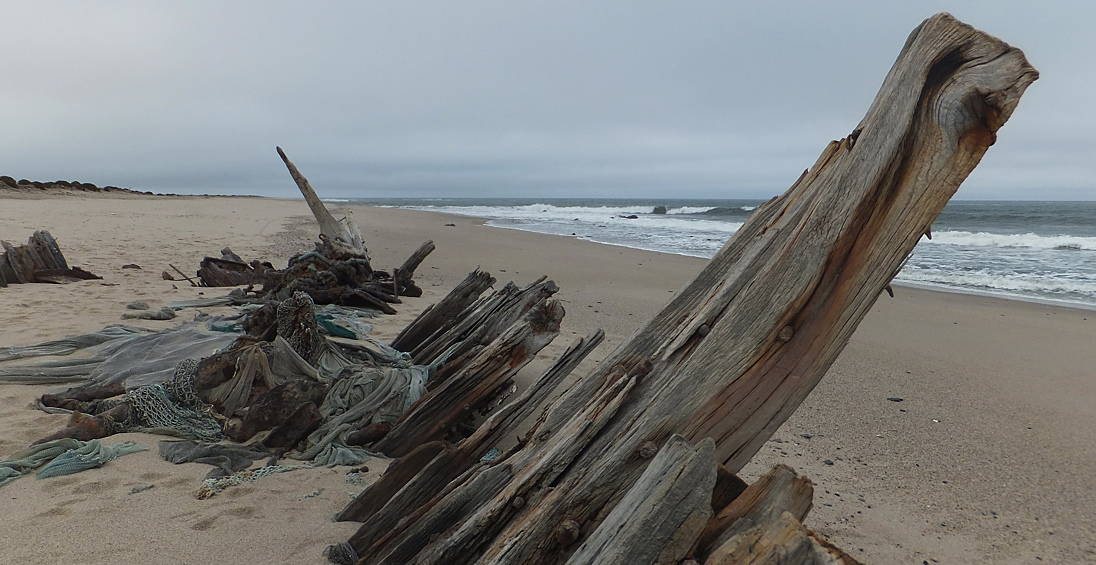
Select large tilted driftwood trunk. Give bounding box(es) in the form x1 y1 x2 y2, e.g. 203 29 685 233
348 14 1037 565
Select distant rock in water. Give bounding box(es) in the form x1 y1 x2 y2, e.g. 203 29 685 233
618 214 639 220
652 205 667 215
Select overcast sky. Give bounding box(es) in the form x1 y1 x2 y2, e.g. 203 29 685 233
2 2 1092 200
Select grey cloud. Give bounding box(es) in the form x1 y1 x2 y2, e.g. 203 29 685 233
1 1 1092 199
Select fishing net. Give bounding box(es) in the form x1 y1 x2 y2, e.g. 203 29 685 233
0 324 236 387
1 438 146 487
119 359 226 442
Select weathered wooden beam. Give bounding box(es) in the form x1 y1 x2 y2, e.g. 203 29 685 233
276 146 366 255
361 362 645 565
340 330 604 542
393 240 435 298
372 298 564 457
391 268 496 353
703 511 859 565
410 277 558 366
348 14 1037 565
0 231 84 285
565 435 716 565
695 463 813 558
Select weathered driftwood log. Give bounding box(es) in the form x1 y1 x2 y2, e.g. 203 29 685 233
0 230 98 286
391 268 496 353
277 146 366 255
344 14 1037 565
409 277 558 368
197 256 273 287
393 240 435 297
341 330 605 556
339 330 603 528
697 464 860 564
371 297 565 457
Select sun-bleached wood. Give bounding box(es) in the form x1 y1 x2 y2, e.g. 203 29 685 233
565 435 716 565
276 146 366 254
350 14 1037 565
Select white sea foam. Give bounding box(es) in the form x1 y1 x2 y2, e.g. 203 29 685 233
666 206 716 215
926 230 1096 250
896 267 1096 301
388 200 1096 308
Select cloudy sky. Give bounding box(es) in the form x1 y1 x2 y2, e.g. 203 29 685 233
2 2 1092 200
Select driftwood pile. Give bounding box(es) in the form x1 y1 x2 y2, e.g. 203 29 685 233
0 230 100 287
195 148 436 317
320 13 1036 565
12 14 1038 564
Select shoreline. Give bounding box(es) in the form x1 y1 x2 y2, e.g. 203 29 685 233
1 194 1093 563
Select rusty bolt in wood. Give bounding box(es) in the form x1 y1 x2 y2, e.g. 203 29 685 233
511 496 526 510
554 519 581 546
697 323 710 337
778 325 794 342
638 441 658 459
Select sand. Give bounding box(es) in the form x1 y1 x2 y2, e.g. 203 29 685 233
1 193 1093 564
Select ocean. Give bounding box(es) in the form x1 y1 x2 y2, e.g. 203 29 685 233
337 198 1096 310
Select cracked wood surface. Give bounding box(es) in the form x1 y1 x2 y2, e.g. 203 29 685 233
352 14 1037 565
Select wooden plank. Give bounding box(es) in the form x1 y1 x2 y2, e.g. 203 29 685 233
372 298 564 457
695 463 813 558
565 435 716 565
1 241 27 283
340 329 604 541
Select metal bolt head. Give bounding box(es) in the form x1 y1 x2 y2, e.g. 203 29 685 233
554 519 581 546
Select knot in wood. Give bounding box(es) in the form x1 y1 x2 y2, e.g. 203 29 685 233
778 325 794 342
554 519 581 546
638 441 659 459
697 324 710 337
511 496 526 510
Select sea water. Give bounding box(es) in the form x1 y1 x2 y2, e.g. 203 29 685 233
343 198 1096 309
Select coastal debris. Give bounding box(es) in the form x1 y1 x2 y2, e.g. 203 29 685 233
330 13 1035 565
278 146 366 255
169 263 199 287
196 248 273 287
0 230 100 287
122 306 177 321
0 14 1035 562
190 153 433 321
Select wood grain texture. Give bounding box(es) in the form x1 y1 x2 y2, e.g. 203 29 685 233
391 268 496 353
372 298 564 457
350 14 1037 565
565 435 716 565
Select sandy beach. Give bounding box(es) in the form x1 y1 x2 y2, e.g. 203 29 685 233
2 193 1093 564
